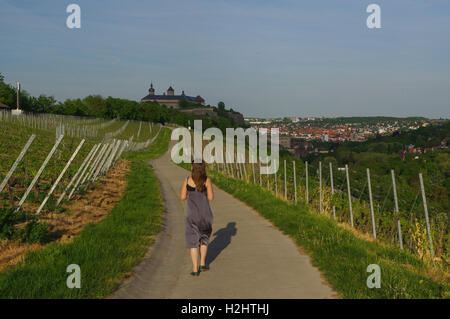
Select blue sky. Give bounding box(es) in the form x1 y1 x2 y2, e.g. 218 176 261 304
1 0 449 118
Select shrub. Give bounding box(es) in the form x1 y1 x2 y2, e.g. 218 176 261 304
0 208 48 244
17 219 49 244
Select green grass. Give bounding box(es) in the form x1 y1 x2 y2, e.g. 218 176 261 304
207 170 449 299
0 127 171 298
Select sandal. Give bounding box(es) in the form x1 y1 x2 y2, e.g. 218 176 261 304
190 270 200 276
199 265 209 271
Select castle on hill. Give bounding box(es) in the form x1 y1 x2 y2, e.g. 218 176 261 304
141 83 205 109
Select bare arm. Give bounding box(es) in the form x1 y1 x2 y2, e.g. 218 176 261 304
206 178 214 201
180 178 187 200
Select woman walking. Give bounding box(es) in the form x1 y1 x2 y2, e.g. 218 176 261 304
180 160 214 276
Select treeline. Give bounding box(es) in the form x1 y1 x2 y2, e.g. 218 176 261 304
344 122 449 153
0 73 242 132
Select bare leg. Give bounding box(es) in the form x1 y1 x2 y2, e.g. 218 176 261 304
200 244 208 266
190 248 199 272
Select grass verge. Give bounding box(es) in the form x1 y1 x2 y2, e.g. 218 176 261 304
208 170 449 299
0 127 171 298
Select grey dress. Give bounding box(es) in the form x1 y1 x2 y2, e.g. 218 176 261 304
185 178 213 248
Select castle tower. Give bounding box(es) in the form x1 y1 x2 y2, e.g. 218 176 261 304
149 83 155 96
167 86 174 96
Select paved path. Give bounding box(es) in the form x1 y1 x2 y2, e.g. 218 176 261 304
112 145 336 299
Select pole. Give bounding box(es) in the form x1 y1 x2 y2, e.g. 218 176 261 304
391 169 403 250
37 139 85 214
0 134 36 193
293 161 297 204
242 162 248 181
275 161 278 197
57 143 98 206
15 134 64 212
284 159 287 199
259 163 262 187
252 163 256 184
367 168 377 239
329 162 336 220
75 143 106 196
319 161 322 213
16 82 20 110
225 162 230 177
345 164 354 227
419 173 434 257
305 161 309 203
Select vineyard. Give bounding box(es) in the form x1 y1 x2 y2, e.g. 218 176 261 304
1 112 447 296
0 110 161 249
204 150 449 267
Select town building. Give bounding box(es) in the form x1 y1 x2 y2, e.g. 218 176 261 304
279 135 292 149
141 83 205 108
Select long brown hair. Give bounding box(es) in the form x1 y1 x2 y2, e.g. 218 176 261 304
191 160 207 192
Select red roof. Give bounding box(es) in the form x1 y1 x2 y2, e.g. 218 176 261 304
0 102 10 109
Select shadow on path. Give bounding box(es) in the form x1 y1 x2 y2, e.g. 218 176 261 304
206 222 237 265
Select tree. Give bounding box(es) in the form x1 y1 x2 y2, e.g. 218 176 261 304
83 95 107 118
31 95 57 113
0 81 16 106
178 98 189 109
217 101 227 117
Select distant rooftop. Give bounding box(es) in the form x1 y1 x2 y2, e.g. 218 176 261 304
0 102 10 109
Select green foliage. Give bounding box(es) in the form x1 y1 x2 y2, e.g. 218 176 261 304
0 209 17 239
217 101 227 117
18 220 48 244
346 121 449 152
0 73 17 107
0 209 48 244
178 98 189 109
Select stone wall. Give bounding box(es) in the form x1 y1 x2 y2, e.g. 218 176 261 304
179 108 217 117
